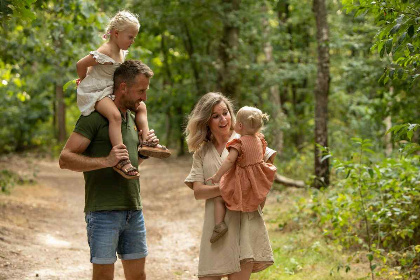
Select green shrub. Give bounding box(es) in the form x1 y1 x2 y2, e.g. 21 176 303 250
308 136 420 279
0 169 36 193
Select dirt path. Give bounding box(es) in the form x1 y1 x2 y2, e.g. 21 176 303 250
0 155 203 280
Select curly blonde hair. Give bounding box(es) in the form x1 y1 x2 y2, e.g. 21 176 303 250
185 92 236 152
236 106 269 134
104 10 140 39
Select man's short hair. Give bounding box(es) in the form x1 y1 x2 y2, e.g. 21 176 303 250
113 60 154 91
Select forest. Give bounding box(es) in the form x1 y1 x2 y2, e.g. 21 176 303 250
1 0 419 279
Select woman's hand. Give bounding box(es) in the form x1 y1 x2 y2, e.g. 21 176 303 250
205 174 221 185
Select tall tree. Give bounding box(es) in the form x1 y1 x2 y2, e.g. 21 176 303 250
263 3 284 154
218 0 240 99
313 0 330 187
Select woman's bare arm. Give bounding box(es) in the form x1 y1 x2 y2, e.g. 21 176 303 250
192 182 221 200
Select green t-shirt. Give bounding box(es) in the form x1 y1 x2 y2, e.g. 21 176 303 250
74 111 141 212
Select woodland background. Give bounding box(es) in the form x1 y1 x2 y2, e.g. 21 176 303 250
1 0 419 279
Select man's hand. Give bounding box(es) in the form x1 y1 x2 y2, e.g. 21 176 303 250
106 143 129 167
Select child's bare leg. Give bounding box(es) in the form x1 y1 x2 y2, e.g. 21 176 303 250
96 97 123 146
96 97 138 177
136 102 171 158
214 196 226 225
135 102 149 142
210 196 228 243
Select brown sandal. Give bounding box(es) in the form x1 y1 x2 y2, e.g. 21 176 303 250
138 141 171 159
113 159 140 179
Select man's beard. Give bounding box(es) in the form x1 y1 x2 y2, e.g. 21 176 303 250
123 98 138 112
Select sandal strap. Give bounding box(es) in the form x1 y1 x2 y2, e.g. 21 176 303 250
116 159 131 169
123 166 138 173
141 141 168 150
142 141 157 148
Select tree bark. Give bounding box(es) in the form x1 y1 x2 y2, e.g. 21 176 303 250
182 22 206 95
55 84 66 142
384 87 393 157
218 0 240 99
384 116 392 156
274 173 306 188
161 34 173 149
263 4 284 155
313 0 330 188
161 33 185 155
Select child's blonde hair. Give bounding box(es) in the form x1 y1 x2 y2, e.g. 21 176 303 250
104 10 140 39
236 106 269 134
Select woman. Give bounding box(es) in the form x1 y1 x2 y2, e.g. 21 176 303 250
184 92 275 279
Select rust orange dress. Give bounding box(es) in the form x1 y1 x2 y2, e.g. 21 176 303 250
220 133 277 212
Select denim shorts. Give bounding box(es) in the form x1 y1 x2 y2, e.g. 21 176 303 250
85 210 148 264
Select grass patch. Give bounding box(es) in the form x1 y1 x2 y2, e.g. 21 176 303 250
251 189 371 280
0 169 36 194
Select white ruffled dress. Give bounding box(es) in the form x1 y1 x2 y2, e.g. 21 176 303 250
77 50 128 116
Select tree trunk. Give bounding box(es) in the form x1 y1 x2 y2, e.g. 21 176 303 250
55 84 66 142
384 115 392 156
274 173 306 188
182 22 206 95
384 87 393 156
218 0 240 99
53 86 57 140
161 33 175 150
177 106 185 156
312 0 330 188
263 4 284 155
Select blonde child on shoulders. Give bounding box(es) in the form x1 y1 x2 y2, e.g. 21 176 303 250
206 106 277 243
76 11 171 179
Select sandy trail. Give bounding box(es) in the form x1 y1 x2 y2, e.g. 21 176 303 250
0 155 202 280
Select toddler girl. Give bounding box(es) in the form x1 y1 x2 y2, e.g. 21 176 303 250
206 106 277 243
76 11 171 179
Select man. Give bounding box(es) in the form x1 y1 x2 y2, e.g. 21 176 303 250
59 60 155 280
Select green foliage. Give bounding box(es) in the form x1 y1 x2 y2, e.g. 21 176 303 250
0 168 35 193
0 0 37 23
308 137 420 279
0 0 106 151
0 62 51 152
0 0 417 159
342 0 420 87
387 123 420 155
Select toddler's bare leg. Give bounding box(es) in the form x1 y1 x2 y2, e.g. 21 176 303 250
96 97 122 147
135 102 149 142
136 102 171 159
210 196 228 243
96 97 138 178
214 196 226 225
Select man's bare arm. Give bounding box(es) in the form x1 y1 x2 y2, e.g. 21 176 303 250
59 132 128 172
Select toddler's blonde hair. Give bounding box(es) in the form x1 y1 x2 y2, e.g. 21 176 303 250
104 10 140 39
236 106 269 134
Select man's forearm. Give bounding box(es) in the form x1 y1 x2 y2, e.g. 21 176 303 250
59 149 109 172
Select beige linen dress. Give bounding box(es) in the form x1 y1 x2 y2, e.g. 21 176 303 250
184 132 275 278
77 50 128 116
